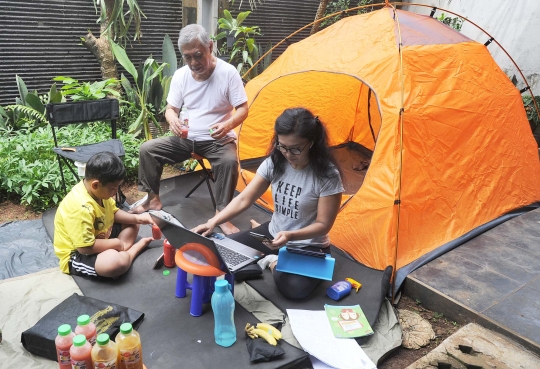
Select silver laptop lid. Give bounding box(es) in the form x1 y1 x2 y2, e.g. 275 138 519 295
149 213 264 273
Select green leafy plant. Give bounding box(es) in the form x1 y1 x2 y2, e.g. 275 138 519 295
111 39 171 140
0 123 143 211
0 75 63 130
92 0 145 42
523 95 540 134
247 41 273 79
437 12 464 31
215 10 261 76
320 0 373 29
53 77 121 101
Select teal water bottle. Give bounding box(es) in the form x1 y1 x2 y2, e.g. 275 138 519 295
211 279 236 347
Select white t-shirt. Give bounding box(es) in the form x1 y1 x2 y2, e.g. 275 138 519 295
167 58 248 141
257 157 344 247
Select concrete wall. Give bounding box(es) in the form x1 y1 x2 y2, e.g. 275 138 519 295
403 0 540 96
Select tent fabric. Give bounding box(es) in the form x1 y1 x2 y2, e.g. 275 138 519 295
236 7 540 289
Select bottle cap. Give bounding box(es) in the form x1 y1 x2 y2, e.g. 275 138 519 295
57 324 72 336
77 314 90 326
96 333 110 346
73 334 87 347
120 323 133 335
214 279 229 292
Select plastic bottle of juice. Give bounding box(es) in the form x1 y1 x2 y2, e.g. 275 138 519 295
91 333 119 369
180 107 189 138
116 323 143 369
55 324 75 369
75 314 97 346
70 334 93 369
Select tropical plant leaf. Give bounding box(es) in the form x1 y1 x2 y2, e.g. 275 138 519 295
25 94 45 114
236 11 251 27
223 9 234 24
16 75 28 105
162 34 177 78
111 41 138 81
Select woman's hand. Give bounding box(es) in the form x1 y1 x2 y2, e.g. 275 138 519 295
264 231 292 250
191 221 216 237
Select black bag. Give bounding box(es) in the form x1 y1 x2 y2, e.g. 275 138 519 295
21 293 144 361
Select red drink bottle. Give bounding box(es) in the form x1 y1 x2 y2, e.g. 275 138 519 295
163 239 175 268
151 225 162 239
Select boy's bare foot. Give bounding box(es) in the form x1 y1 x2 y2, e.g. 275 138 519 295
125 237 153 256
250 219 261 229
269 260 278 272
219 221 239 235
130 194 162 214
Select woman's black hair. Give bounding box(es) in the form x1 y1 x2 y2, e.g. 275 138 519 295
268 107 342 179
85 152 126 185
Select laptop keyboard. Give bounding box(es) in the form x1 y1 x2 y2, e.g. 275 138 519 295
215 244 250 267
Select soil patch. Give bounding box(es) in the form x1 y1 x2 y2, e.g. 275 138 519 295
378 295 462 368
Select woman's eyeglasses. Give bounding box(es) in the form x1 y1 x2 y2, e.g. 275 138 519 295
276 141 311 155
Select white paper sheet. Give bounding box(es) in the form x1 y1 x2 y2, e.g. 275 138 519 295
287 309 376 369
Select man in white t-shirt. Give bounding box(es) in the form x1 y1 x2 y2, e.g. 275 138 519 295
131 24 248 234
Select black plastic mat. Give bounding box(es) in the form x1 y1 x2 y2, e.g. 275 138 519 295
41 172 389 362
73 246 308 368
247 247 393 333
0 220 58 280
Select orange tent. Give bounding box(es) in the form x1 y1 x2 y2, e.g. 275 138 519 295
236 7 540 290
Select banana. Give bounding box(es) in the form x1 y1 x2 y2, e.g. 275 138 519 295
251 328 278 346
245 323 278 346
256 323 282 340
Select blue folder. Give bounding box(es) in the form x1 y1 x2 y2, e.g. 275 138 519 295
275 247 335 280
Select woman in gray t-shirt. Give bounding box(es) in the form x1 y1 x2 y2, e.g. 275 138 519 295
193 107 344 299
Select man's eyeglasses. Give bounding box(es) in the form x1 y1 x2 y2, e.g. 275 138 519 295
182 52 204 63
276 141 311 155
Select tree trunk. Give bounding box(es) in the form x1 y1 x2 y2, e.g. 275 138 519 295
311 0 330 35
81 0 120 87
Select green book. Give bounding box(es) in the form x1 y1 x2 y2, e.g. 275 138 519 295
324 304 374 338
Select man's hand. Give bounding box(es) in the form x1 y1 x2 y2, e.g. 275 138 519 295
169 116 183 137
209 121 232 140
165 105 183 137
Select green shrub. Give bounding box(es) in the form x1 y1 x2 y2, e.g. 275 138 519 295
0 124 143 212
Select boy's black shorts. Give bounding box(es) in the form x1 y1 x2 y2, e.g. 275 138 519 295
68 223 123 279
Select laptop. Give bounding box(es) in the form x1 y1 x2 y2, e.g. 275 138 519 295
150 213 265 274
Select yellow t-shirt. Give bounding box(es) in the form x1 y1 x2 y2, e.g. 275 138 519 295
54 181 119 274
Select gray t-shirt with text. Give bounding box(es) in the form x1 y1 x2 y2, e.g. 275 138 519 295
257 157 344 247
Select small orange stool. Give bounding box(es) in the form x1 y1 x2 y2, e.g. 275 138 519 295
175 243 232 316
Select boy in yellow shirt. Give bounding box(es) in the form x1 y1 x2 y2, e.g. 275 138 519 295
54 152 155 279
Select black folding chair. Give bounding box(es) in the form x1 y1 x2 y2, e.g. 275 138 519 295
45 99 126 204
185 140 217 210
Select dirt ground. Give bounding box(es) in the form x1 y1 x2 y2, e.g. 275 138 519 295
378 294 462 368
0 165 463 367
